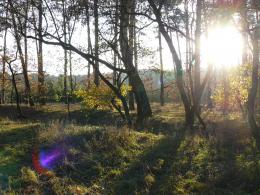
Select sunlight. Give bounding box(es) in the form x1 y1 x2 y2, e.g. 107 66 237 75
202 25 243 68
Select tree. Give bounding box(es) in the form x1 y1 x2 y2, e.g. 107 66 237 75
1 3 8 104
62 0 68 102
94 0 100 86
7 0 152 125
113 0 119 86
120 0 152 125
248 25 260 150
84 0 92 88
148 0 211 128
128 0 136 111
158 27 164 106
4 51 22 117
38 0 45 105
8 0 34 106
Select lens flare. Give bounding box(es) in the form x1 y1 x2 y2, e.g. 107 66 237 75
32 144 66 175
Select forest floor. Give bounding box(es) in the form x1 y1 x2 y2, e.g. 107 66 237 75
0 103 260 194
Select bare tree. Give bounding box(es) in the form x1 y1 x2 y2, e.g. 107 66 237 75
1 15 8 104
158 27 164 106
248 25 260 150
94 0 99 86
38 0 45 105
8 0 34 106
120 0 152 125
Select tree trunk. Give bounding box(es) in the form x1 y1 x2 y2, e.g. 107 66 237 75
38 0 45 105
69 50 73 94
24 1 29 105
85 0 92 88
1 26 7 104
193 0 202 118
148 0 192 126
241 1 248 64
9 0 34 106
120 0 152 125
113 0 119 86
248 34 260 151
128 0 136 111
8 62 22 117
62 0 68 103
94 0 100 86
158 27 164 106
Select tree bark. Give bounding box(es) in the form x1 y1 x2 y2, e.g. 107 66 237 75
193 0 202 116
113 0 119 86
120 0 152 125
158 27 164 106
38 0 45 105
9 0 34 106
148 0 192 126
1 25 7 104
62 0 68 103
248 34 260 151
85 0 92 88
128 0 136 111
94 0 100 86
8 61 22 117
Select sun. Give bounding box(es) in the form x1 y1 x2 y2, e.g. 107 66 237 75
201 25 243 68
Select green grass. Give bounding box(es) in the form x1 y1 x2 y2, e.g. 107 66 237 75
1 104 260 194
0 119 40 191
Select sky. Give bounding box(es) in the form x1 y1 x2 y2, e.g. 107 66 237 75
0 4 243 77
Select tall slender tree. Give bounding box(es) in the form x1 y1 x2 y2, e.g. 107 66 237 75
1 11 8 104
158 27 164 106
38 0 45 105
113 0 119 86
120 0 152 125
8 0 34 106
248 17 260 150
128 0 136 110
62 0 68 102
94 0 100 86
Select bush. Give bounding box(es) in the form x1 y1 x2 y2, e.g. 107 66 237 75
74 83 131 112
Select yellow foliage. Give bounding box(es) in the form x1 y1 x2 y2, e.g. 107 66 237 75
74 83 131 111
21 167 39 184
213 64 251 110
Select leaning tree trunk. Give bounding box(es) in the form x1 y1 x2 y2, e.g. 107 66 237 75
248 34 260 151
9 1 34 106
148 0 192 126
8 62 22 117
120 0 152 125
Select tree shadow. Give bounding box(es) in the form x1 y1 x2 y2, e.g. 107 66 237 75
109 130 186 195
0 104 123 127
0 124 39 190
204 120 260 194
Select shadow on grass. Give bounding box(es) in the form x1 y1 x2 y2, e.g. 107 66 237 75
0 124 39 189
110 130 186 195
205 120 260 194
0 104 122 127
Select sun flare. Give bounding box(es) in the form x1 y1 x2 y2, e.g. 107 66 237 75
202 25 243 68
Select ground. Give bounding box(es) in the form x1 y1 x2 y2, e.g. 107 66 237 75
0 103 260 194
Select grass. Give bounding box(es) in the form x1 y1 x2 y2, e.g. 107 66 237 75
0 103 260 194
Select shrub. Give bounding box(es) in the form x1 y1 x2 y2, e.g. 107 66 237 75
74 83 131 112
213 64 251 112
